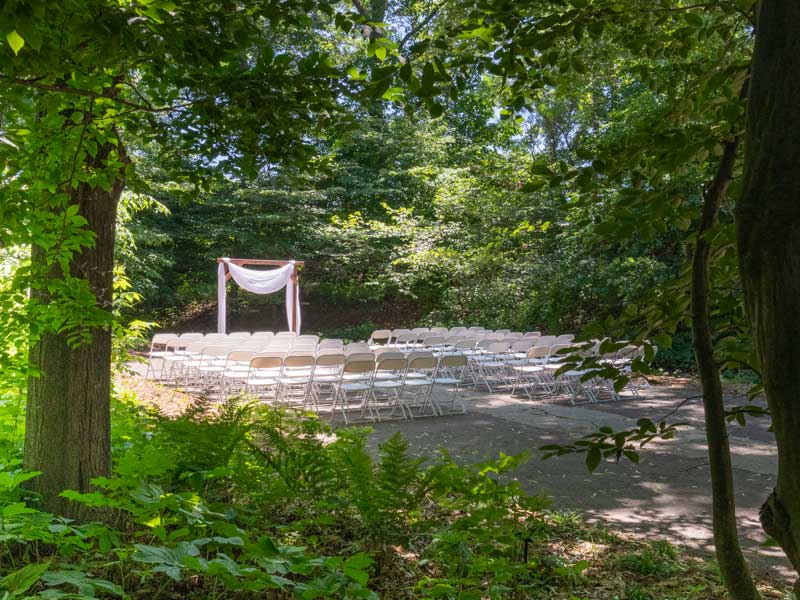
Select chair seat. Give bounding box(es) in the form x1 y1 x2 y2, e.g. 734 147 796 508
513 365 544 373
312 375 339 383
279 377 311 385
433 377 460 385
223 371 249 379
340 382 370 392
342 373 371 381
247 377 278 386
404 378 433 387
373 380 402 389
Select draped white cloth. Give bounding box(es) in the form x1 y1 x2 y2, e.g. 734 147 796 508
217 258 301 333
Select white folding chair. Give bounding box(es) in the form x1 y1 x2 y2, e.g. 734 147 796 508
145 334 178 380
366 357 407 421
399 355 438 418
432 354 469 415
368 329 392 346
277 353 315 406
245 355 283 401
309 353 346 412
332 359 375 424
221 350 257 397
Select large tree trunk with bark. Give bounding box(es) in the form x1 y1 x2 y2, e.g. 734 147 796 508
692 113 760 599
736 0 800 590
24 136 126 517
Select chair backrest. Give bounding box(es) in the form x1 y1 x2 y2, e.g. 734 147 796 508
252 331 274 337
555 334 575 343
180 332 205 339
394 331 416 343
318 338 343 349
250 356 283 370
407 351 435 360
284 354 315 368
448 326 467 335
182 341 206 354
548 343 573 359
151 333 175 345
292 341 317 350
226 350 256 364
201 345 230 358
257 350 288 359
411 327 430 334
485 332 505 340
375 348 405 359
494 329 511 334
315 353 346 367
345 344 371 354
369 329 392 343
466 326 483 333
439 354 468 368
317 347 346 357
346 352 375 362
229 331 251 338
275 331 296 338
343 359 375 374
487 341 510 354
527 345 551 359
423 336 446 347
477 339 495 350
376 357 407 372
506 332 523 338
454 339 477 350
297 334 319 343
524 331 542 338
429 327 448 334
534 335 557 346
159 336 181 351
390 328 411 340
511 340 536 352
408 356 437 370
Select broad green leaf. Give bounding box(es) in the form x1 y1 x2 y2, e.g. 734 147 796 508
585 447 601 472
1 562 50 596
6 30 24 55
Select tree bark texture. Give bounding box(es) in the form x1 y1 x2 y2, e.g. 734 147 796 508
25 137 126 517
692 105 760 599
736 1 800 588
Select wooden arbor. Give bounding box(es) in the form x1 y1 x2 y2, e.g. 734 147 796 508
216 258 304 332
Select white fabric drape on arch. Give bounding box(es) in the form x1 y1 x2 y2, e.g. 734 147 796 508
217 258 301 333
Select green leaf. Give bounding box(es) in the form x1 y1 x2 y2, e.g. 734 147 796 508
428 102 444 118
585 447 601 472
6 30 24 55
1 562 50 596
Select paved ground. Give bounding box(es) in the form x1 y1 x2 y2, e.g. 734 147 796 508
360 380 790 584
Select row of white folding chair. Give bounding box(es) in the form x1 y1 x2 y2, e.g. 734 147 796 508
469 343 575 393
331 353 469 423
155 338 339 381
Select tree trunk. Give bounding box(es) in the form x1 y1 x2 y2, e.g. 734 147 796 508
25 136 127 517
736 1 800 590
692 117 760 599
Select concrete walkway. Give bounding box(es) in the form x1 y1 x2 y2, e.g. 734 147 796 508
362 380 790 583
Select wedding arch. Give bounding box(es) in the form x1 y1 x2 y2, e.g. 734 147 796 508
216 257 304 333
